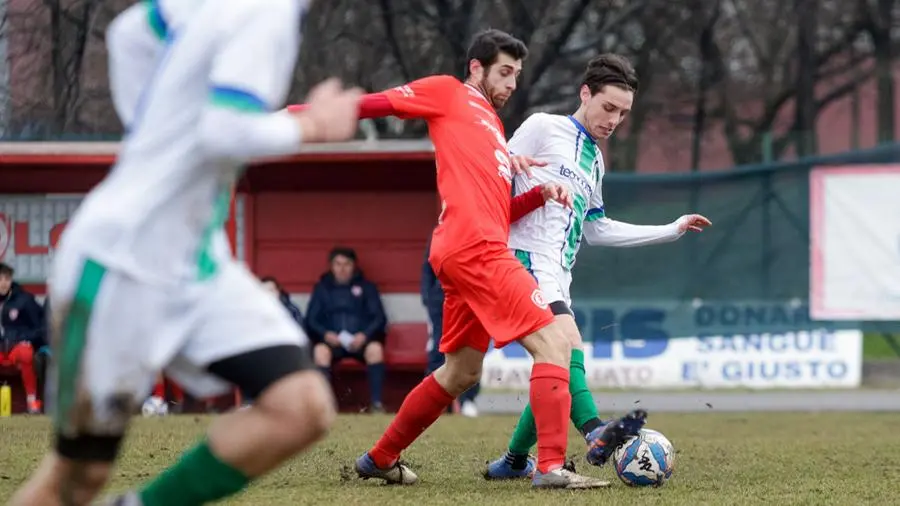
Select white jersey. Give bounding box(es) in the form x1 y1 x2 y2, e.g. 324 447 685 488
508 113 605 270
61 0 306 285
507 113 683 306
106 0 208 128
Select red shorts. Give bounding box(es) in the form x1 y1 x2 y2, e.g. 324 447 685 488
433 241 554 354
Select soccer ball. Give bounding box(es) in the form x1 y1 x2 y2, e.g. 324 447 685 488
612 428 675 487
141 397 169 417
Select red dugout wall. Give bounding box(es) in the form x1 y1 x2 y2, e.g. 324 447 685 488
0 142 440 412
0 141 439 295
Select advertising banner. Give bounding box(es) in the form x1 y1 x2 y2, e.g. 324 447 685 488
810 165 900 321
482 300 862 390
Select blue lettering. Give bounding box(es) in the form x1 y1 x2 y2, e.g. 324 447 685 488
681 362 697 382
720 337 738 352
693 303 820 329
745 305 766 327
696 335 714 352
695 306 714 327
769 334 788 352
770 305 790 326
759 362 778 380
808 360 823 378
721 305 740 326
820 330 836 351
793 332 813 351
744 334 763 351
620 309 668 358
717 360 849 383
722 361 742 381
573 308 587 329
590 309 616 359
785 361 801 379
827 361 847 378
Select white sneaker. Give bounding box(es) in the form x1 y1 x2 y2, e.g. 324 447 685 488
532 468 610 489
461 400 479 418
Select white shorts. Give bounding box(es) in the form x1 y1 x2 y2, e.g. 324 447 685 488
47 248 307 437
511 249 573 308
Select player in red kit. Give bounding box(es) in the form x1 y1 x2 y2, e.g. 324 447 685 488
290 30 641 489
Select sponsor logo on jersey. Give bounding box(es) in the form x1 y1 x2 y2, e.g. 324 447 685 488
531 288 548 309
393 85 415 97
558 165 593 195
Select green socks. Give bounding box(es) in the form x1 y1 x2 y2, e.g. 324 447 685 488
568 349 602 432
506 349 603 462
507 403 538 456
139 440 250 506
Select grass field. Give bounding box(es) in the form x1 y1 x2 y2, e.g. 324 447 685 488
863 332 900 359
2 412 900 505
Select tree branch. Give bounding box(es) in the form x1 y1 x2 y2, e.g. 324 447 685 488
377 0 413 81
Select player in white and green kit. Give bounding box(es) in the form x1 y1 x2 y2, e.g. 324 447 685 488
10 1 365 505
486 54 711 479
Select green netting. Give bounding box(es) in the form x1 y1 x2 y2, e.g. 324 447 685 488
569 143 900 333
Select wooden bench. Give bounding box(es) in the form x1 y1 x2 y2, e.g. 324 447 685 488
331 323 429 413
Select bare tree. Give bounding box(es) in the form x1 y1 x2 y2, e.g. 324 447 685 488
688 0 725 170
793 0 818 156
698 0 872 164
859 0 897 143
3 0 125 138
603 0 690 171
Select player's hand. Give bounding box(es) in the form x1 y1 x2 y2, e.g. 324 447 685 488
291 78 363 143
324 332 341 347
510 155 547 178
675 214 712 234
349 333 367 351
539 182 573 208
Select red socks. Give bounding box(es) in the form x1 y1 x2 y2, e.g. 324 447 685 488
369 375 455 469
13 344 37 396
19 361 37 397
530 363 571 473
152 378 184 402
152 380 165 399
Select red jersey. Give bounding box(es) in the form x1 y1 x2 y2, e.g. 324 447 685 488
380 76 514 263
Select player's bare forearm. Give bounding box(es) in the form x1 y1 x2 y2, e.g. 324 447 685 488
288 93 396 119
510 186 544 223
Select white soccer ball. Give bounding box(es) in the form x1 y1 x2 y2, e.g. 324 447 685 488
141 397 169 417
613 428 675 487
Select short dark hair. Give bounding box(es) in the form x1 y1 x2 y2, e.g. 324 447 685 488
464 29 528 78
582 54 639 95
0 262 13 277
329 247 357 263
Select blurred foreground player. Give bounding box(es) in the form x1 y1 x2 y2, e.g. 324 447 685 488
9 1 361 505
485 54 711 479
293 29 627 489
